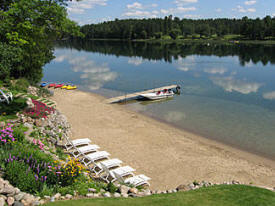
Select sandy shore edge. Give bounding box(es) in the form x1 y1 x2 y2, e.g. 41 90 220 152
51 89 275 190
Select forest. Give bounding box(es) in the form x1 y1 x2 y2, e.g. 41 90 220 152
80 16 275 40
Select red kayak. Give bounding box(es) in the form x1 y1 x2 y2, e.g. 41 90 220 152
54 83 64 89
48 83 56 88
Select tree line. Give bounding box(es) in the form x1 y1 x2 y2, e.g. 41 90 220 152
0 0 82 83
80 16 275 40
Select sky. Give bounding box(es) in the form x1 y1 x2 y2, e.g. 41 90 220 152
67 0 275 25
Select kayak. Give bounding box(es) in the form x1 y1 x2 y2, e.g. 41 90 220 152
54 83 64 89
40 82 49 87
48 83 56 88
66 85 77 90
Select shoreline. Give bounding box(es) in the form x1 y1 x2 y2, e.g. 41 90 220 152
51 89 275 190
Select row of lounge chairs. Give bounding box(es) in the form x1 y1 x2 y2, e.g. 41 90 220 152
64 137 151 187
0 89 13 104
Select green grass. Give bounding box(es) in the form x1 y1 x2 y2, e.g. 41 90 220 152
0 97 27 121
45 185 275 206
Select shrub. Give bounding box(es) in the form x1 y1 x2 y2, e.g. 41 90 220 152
11 78 30 92
57 185 75 196
106 182 118 193
12 127 25 142
5 161 41 193
24 99 55 119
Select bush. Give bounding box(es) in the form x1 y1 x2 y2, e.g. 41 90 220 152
106 182 118 193
5 161 41 193
11 78 30 92
12 127 25 142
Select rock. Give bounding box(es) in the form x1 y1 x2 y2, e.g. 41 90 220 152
0 179 4 193
14 187 20 195
2 184 15 195
7 197 14 206
113 193 121 198
100 189 106 193
156 190 162 194
39 200 45 205
129 188 138 194
14 192 25 201
232 180 240 185
161 191 167 194
0 197 4 206
86 193 94 198
103 192 111 198
172 189 177 193
54 193 61 200
65 194 73 200
60 196 66 200
43 196 51 201
143 189 151 196
119 185 130 195
27 86 39 96
93 193 100 198
121 193 128 198
22 194 36 206
26 98 34 109
167 190 173 194
34 119 43 127
50 197 55 202
88 188 97 193
13 201 24 206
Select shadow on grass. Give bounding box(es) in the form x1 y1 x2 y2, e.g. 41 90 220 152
0 97 27 121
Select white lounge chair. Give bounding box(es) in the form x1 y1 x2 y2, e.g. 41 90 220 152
0 89 13 104
64 138 91 151
114 173 151 187
91 158 123 175
70 144 100 158
81 151 110 167
100 165 135 183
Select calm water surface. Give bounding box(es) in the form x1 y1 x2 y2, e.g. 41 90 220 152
43 41 275 160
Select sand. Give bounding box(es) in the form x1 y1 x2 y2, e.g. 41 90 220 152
51 89 275 190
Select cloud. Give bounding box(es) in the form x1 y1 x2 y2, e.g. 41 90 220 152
184 14 200 18
128 58 144 66
160 7 196 14
176 56 195 71
263 91 275 100
211 76 262 94
67 0 107 14
54 54 117 90
215 8 222 12
203 67 227 75
123 10 156 18
127 2 143 9
175 0 198 6
233 5 256 13
244 0 257 5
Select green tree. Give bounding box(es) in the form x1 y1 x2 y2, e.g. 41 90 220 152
169 29 181 40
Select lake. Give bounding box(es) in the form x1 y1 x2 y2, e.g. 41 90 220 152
43 40 275 160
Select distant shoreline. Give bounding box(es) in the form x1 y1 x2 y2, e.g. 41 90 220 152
81 38 275 45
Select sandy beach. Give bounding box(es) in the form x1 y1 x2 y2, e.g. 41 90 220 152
51 89 275 190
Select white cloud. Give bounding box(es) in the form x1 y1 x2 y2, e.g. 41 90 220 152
160 7 196 14
184 14 200 18
54 54 117 90
128 58 144 66
123 10 156 18
127 2 143 9
176 56 195 72
151 3 158 8
233 5 256 13
244 0 257 5
263 91 275 100
203 67 227 75
211 76 262 94
68 0 107 14
175 0 198 6
216 8 222 12
273 13 275 17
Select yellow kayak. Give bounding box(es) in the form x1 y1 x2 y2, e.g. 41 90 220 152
61 85 68 89
66 85 77 90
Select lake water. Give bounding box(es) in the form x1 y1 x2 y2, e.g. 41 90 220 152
43 41 275 160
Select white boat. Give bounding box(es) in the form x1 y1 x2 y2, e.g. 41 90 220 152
140 89 174 100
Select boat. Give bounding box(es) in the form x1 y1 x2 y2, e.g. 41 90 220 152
40 82 49 87
54 83 64 89
140 89 174 100
48 83 56 88
66 85 77 90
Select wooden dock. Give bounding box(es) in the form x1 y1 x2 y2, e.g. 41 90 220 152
106 85 180 104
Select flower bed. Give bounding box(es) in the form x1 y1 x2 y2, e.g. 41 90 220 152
24 99 55 119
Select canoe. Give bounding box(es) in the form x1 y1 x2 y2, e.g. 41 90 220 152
66 85 77 90
54 83 64 89
48 83 56 88
40 82 49 87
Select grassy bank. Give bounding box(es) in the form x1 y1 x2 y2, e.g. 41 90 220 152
45 185 275 206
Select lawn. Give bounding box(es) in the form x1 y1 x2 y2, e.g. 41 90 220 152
45 185 275 206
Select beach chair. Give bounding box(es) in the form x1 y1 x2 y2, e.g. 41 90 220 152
64 138 91 151
0 89 13 104
81 151 110 167
114 173 151 187
91 158 123 175
70 144 100 158
100 165 135 183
